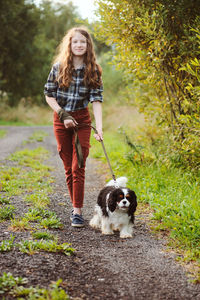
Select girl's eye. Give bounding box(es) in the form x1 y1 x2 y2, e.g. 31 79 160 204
72 40 86 44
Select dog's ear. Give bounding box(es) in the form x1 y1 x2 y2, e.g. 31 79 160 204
128 190 137 217
108 189 120 212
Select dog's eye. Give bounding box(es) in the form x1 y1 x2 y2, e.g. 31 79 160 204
117 194 124 201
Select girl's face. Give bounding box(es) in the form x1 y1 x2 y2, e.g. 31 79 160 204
71 32 87 57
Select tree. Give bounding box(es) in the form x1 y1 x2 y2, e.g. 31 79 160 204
96 0 200 169
0 0 40 105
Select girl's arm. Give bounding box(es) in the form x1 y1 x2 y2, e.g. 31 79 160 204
45 96 61 113
92 101 103 141
45 96 77 128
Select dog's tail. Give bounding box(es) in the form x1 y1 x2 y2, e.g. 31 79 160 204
106 176 128 187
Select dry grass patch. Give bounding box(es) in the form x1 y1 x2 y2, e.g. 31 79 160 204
0 103 52 125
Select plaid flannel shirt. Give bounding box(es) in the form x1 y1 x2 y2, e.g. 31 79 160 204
44 63 103 112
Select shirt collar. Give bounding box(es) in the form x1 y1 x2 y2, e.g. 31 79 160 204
74 63 86 71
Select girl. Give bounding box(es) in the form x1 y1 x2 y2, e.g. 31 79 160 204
44 27 103 228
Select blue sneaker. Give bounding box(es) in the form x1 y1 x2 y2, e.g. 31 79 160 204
71 214 85 227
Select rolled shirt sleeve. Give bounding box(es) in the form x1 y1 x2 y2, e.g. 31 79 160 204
89 84 103 103
44 63 59 99
89 70 103 103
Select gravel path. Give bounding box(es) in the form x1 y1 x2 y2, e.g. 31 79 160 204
0 126 200 300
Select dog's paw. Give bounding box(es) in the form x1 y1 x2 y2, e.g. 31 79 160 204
102 230 114 235
120 233 132 238
89 216 101 229
90 222 100 229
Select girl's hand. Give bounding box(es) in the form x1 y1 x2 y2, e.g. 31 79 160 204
94 128 103 141
64 119 78 129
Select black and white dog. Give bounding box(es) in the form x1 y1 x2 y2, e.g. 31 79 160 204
89 177 137 238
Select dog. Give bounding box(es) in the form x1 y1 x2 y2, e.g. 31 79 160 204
89 177 137 238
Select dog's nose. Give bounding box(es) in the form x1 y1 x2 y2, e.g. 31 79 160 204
122 200 127 205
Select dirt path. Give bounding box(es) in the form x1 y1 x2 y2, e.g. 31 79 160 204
0 126 200 300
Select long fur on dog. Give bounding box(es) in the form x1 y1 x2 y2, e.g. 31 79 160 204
90 177 137 238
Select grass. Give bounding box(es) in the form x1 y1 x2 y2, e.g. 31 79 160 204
13 279 69 299
40 215 63 229
90 131 200 269
17 239 75 256
0 272 28 294
0 145 69 250
0 103 52 125
23 130 48 144
0 148 53 203
9 208 63 231
24 208 63 229
0 272 69 299
0 235 15 252
9 218 32 231
0 129 6 138
31 231 55 240
0 196 10 205
24 208 56 221
9 147 50 166
0 144 69 251
0 205 15 221
25 192 50 207
0 234 72 256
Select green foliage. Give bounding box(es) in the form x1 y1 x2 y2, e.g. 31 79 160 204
98 52 125 100
0 196 10 205
0 148 53 208
0 205 15 221
24 208 56 221
9 147 49 166
0 235 15 252
96 0 200 169
32 231 55 240
10 218 32 231
13 279 69 299
0 273 69 299
0 0 41 105
25 192 50 208
17 239 74 256
0 235 74 256
40 216 63 229
0 272 28 295
23 131 48 144
0 129 6 138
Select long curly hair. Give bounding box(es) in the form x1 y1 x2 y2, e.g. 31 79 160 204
53 27 102 89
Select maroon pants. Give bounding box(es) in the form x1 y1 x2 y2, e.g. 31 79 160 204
53 108 91 208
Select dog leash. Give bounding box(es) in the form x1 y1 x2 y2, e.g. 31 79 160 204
76 124 118 186
90 125 117 185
